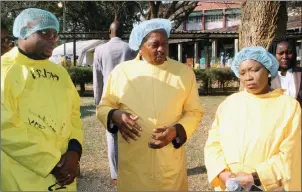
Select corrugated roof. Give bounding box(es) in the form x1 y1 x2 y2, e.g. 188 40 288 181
202 25 239 33
194 2 242 11
168 39 193 44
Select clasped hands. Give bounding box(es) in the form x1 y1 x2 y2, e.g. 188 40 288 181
51 151 79 186
111 110 177 149
219 171 255 188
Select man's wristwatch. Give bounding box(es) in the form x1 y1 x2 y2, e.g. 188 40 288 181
252 172 261 186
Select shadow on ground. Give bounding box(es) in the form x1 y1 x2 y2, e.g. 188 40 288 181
198 87 239 96
77 169 117 191
80 105 96 118
78 90 94 97
187 165 207 176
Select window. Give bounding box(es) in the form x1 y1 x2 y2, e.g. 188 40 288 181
188 16 201 23
226 13 241 21
205 15 223 22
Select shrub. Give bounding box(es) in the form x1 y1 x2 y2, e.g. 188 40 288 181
65 66 237 96
194 68 238 94
66 66 93 95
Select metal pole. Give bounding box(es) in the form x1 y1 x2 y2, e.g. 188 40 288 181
63 1 66 56
193 40 195 68
73 36 76 66
206 37 210 68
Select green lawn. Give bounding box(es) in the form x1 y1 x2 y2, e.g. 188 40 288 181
77 95 227 191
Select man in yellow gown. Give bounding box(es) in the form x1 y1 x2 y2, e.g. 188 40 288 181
204 46 301 191
97 18 203 191
1 8 83 191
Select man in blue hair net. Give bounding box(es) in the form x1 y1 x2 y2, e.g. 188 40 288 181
1 8 83 191
204 46 301 191
97 18 203 190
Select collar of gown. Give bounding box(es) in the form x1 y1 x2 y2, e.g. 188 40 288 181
243 88 285 99
8 47 49 65
135 55 170 69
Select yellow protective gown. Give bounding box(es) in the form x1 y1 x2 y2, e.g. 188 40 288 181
97 57 203 191
204 89 301 191
1 48 83 191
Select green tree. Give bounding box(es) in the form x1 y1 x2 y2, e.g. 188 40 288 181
1 1 199 33
0 1 140 33
1 1 61 31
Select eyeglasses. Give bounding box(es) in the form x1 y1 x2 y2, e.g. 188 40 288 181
37 29 59 41
48 183 66 191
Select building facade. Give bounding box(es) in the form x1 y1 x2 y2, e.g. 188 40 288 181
170 2 302 68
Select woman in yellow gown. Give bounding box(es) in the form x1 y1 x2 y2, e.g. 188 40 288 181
204 46 301 191
97 18 203 191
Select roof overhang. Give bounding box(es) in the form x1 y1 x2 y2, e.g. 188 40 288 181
57 31 302 40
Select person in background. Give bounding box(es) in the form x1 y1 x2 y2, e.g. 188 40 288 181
226 53 230 60
96 18 203 191
269 39 302 105
204 46 301 191
66 55 72 67
226 53 232 67
93 20 135 185
220 52 225 68
1 8 83 191
1 22 11 56
59 55 67 67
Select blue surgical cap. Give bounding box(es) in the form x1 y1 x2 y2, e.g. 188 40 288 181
129 18 172 51
13 8 59 39
231 46 279 78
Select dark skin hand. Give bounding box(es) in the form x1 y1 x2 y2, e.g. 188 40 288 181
111 110 142 143
112 110 177 149
148 126 177 149
52 151 79 186
51 155 66 177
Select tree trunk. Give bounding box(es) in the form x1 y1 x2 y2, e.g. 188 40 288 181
147 1 161 19
239 1 288 50
113 1 120 21
167 2 199 30
238 1 288 91
80 83 85 96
